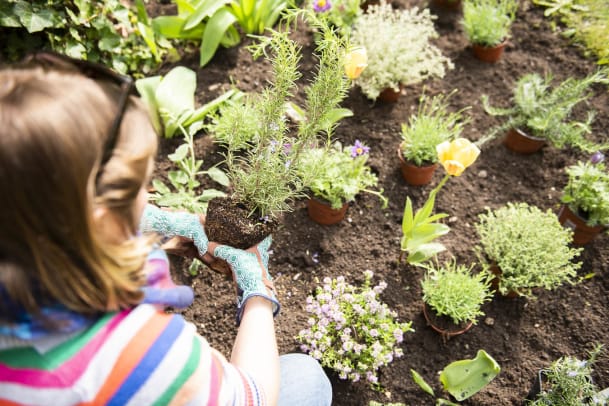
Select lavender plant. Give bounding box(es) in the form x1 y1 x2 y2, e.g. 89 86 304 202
298 271 413 386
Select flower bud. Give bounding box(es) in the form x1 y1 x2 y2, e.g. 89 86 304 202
436 138 481 176
590 151 605 164
344 47 368 80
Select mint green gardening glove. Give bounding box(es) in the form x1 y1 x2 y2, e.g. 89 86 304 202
213 235 280 325
140 204 208 256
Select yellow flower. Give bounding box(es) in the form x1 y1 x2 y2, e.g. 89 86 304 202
436 138 480 176
344 47 368 80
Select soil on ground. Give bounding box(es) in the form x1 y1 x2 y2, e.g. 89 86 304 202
150 1 609 404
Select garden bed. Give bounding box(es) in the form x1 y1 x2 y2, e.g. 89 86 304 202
153 1 609 404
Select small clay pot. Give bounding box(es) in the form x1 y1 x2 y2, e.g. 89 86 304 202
307 197 348 225
422 302 473 339
503 128 546 154
397 147 438 186
472 41 507 63
377 85 403 103
558 204 605 245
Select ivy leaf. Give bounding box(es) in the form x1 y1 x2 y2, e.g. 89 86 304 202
15 2 54 33
0 3 20 27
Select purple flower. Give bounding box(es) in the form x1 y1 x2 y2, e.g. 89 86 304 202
590 151 605 164
350 140 370 157
312 0 331 12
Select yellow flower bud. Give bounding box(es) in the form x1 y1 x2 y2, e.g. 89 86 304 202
436 138 480 176
344 47 368 80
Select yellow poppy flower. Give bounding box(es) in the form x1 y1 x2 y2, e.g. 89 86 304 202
344 47 368 80
436 138 480 176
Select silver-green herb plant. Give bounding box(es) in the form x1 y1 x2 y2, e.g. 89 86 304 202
476 202 582 297
149 123 229 214
529 344 606 406
213 11 352 219
562 157 609 227
298 141 387 209
297 271 414 387
400 91 471 166
350 2 453 101
480 69 609 152
461 0 518 47
421 260 493 325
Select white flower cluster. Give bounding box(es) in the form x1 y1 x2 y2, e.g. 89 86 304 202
297 271 413 384
351 2 453 100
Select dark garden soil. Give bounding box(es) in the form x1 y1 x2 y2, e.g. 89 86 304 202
151 1 609 404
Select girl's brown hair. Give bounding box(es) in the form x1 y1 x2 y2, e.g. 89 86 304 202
0 66 157 320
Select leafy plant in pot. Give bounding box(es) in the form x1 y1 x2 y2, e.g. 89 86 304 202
461 0 518 63
350 1 453 102
421 260 493 338
480 69 609 154
399 91 471 185
297 140 388 225
559 153 609 245
475 202 583 298
526 344 606 405
209 14 352 248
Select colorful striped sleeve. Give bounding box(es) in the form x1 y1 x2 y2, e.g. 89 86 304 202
0 304 267 406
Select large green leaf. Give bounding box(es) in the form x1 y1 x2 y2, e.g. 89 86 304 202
199 8 237 67
135 76 162 133
156 66 197 118
440 350 501 401
185 0 229 30
206 167 230 186
152 16 188 39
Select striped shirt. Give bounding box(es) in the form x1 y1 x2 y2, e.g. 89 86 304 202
0 304 266 405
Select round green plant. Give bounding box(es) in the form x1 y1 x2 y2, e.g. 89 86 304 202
476 202 582 297
562 160 609 227
461 0 518 47
400 92 471 166
421 260 493 325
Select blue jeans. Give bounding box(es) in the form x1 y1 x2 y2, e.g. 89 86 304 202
278 353 332 406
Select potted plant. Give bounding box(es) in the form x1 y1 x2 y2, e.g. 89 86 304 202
461 0 518 63
398 91 471 185
559 154 609 245
208 14 352 248
527 345 606 405
481 70 609 154
421 260 493 337
298 140 388 225
475 202 582 298
297 271 414 385
350 1 453 102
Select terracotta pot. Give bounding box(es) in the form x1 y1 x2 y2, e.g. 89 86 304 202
307 197 348 225
430 0 461 10
422 303 473 339
377 85 403 103
503 128 546 154
360 0 380 12
472 41 507 63
558 204 605 245
397 147 438 186
489 264 520 298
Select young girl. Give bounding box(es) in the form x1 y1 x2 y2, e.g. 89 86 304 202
0 53 331 405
